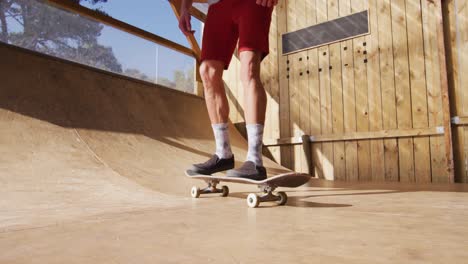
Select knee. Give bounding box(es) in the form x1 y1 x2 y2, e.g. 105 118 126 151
199 61 223 88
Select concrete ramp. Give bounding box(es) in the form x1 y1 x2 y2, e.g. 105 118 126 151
0 44 288 230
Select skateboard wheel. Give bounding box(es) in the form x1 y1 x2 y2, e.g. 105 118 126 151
276 191 288 206
221 185 229 197
191 186 201 198
247 193 259 208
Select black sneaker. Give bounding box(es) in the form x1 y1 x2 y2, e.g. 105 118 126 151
189 154 235 175
226 161 267 181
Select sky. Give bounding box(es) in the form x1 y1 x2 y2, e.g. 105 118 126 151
80 0 204 80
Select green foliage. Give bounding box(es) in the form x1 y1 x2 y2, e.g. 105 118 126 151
124 67 195 94
0 0 121 73
173 67 194 93
0 0 196 94
124 68 153 82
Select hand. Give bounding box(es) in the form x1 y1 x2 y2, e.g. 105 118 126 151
256 0 278 7
179 10 195 36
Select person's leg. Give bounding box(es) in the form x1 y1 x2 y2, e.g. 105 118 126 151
240 51 266 167
189 0 239 175
240 51 267 126
226 51 268 180
225 2 273 180
190 60 235 174
190 61 235 174
199 60 230 125
199 60 233 160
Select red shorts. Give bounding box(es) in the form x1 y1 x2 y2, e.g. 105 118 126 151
200 0 274 69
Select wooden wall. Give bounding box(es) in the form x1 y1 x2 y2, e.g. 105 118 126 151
224 0 455 183
444 0 468 183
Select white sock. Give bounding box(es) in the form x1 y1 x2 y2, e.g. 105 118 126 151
212 123 233 159
246 124 264 166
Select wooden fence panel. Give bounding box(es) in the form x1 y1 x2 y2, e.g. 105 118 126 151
392 0 414 182
367 0 385 182
222 0 455 183
444 0 468 183
339 0 358 181
329 0 346 181
306 0 323 178
422 0 448 182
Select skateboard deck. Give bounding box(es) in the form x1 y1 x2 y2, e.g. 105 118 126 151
185 170 311 208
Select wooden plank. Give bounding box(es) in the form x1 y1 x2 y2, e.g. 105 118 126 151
407 0 431 183
169 0 202 57
452 116 468 125
300 135 313 175
458 0 468 117
277 0 292 169
260 8 279 162
422 0 445 182
188 5 207 22
261 35 273 159
306 0 322 178
340 0 358 181
223 43 235 122
296 0 309 174
225 51 239 123
317 0 334 180
263 127 444 146
455 126 468 183
443 0 460 116
446 0 464 118
46 0 196 59
464 127 468 182
441 0 462 182
329 0 346 181
452 127 466 182
444 0 464 183
391 0 414 183
434 0 455 182
287 0 297 171
282 10 370 55
262 20 273 146
268 8 281 163
351 0 371 181
377 0 399 182
367 0 385 182
229 46 243 126
286 0 303 173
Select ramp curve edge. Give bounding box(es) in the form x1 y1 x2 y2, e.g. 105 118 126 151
0 44 288 230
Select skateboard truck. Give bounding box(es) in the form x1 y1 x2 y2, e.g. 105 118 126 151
191 179 229 198
246 184 287 208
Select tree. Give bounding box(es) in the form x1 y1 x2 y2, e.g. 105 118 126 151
124 67 195 94
124 68 155 83
0 0 122 73
173 67 194 93
157 77 175 88
0 1 197 94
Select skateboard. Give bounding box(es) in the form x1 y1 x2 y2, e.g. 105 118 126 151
185 170 311 208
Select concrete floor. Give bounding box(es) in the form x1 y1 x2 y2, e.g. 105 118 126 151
2 181 468 264
1 44 468 263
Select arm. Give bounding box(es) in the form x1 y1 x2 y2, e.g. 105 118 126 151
179 0 195 36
